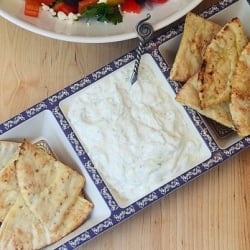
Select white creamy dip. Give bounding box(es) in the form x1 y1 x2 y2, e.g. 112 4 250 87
60 55 211 207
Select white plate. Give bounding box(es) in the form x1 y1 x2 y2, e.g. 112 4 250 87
0 0 202 43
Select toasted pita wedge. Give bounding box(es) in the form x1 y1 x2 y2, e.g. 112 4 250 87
170 12 221 82
0 141 20 171
0 141 21 222
0 195 93 250
230 42 250 137
0 196 50 250
0 163 19 222
15 140 85 232
199 17 248 108
50 195 93 243
176 72 234 128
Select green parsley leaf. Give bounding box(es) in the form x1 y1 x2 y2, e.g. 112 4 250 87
82 3 123 25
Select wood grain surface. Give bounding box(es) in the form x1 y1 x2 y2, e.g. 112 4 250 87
0 0 249 249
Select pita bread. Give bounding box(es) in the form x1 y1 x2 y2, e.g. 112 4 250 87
199 17 248 108
50 196 93 243
230 42 250 136
0 141 21 222
170 12 221 82
0 163 19 222
0 139 93 249
15 140 85 232
0 196 50 250
0 195 93 250
176 72 234 128
0 141 20 171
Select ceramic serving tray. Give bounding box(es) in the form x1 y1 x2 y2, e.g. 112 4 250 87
0 0 249 249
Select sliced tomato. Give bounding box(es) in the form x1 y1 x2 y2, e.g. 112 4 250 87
121 0 141 14
54 2 78 14
24 0 40 17
78 0 98 13
41 0 55 4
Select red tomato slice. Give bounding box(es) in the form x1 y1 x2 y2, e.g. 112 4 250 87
24 0 40 17
41 0 54 4
78 0 98 13
121 0 141 14
54 2 78 14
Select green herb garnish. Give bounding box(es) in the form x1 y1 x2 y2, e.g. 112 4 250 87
82 3 123 25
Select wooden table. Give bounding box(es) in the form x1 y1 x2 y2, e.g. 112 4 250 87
0 1 249 249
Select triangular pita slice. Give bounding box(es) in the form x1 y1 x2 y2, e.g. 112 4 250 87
0 141 20 171
51 195 93 243
230 42 250 137
0 141 21 222
0 195 93 250
15 140 85 232
0 196 49 250
176 72 234 128
199 17 248 108
170 12 221 82
0 163 19 222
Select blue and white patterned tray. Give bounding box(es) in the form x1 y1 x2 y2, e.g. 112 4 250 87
0 0 249 249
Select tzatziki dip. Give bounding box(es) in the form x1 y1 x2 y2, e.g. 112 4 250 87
60 54 211 207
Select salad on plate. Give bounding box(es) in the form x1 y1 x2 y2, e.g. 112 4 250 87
24 0 168 24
